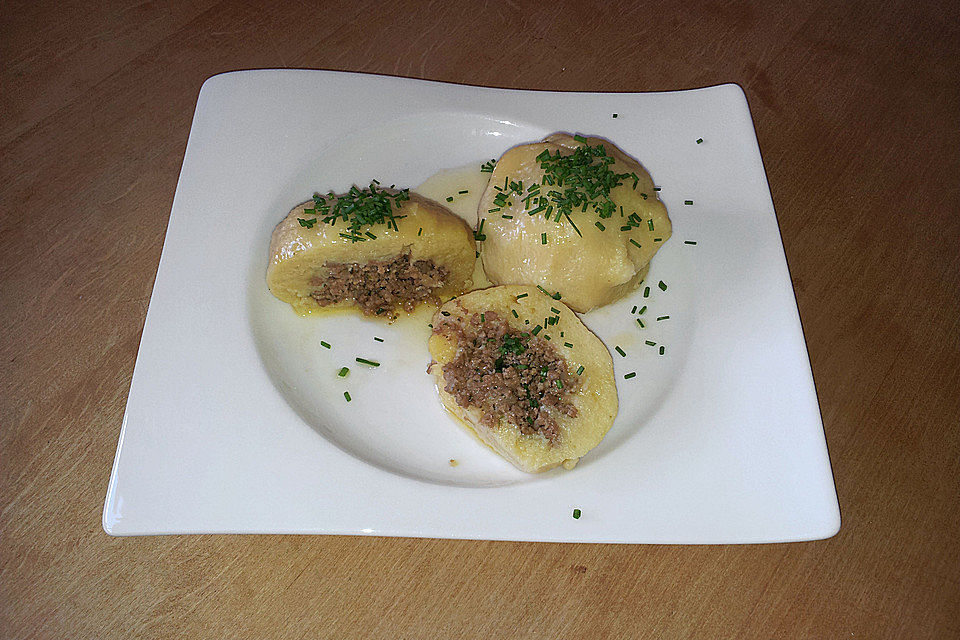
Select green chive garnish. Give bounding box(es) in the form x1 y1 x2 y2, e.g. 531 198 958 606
572 508 581 519
638 305 647 314
576 366 584 375
541 232 547 245
355 357 380 367
343 391 351 402
320 341 331 349
595 221 605 231
624 372 636 379
418 227 422 236
629 238 642 249
643 287 650 298
696 138 703 144
338 367 349 377
374 336 384 342
636 318 645 328
647 219 655 231
685 240 697 245
659 346 665 355
446 196 454 202
458 190 469 194
684 200 693 205
615 346 626 357
564 342 573 348
645 340 657 346
532 325 542 335
612 113 618 118
657 315 669 321
516 293 528 300
631 305 637 313
658 280 667 291
511 309 519 318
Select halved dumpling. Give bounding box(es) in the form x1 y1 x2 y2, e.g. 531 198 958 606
267 188 476 318
428 285 618 472
478 133 671 313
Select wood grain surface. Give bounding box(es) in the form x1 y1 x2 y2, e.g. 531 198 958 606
2 0 958 637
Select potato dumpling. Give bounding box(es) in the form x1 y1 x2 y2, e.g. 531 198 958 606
428 285 618 473
478 133 671 313
268 186 476 318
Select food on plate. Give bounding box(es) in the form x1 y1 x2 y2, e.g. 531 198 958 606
477 133 671 312
427 285 618 473
267 183 476 318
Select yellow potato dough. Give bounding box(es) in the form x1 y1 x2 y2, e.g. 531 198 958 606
267 192 476 316
478 133 671 313
428 285 618 473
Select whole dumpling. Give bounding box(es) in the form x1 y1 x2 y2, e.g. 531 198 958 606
428 285 618 472
268 186 476 318
477 133 671 313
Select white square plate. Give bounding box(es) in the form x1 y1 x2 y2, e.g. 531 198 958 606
103 70 840 542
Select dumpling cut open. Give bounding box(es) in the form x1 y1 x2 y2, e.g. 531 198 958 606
428 285 618 472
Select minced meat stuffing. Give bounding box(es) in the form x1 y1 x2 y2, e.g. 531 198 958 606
310 252 447 317
435 310 578 444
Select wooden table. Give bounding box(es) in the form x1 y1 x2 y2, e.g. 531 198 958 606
2 1 958 637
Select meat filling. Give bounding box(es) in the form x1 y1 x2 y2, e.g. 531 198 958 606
436 311 578 444
310 252 447 317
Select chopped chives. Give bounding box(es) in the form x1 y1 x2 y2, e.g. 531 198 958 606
364 231 377 240
696 138 703 144
647 219 655 231
458 189 469 194
631 305 637 313
684 200 694 205
541 232 547 245
620 225 632 231
441 311 451 316
643 287 650 298
657 315 670 321
653 238 662 242
654 187 661 191
544 334 551 341
659 346 665 355
418 227 422 236
446 196 454 202
572 508 581 519
645 340 657 346
511 309 519 318
638 305 647 314
338 367 349 377
658 280 667 291
615 346 626 357
595 221 606 231
624 372 636 379
576 366 584 375
343 391 351 402
532 325 542 335
629 238 642 249
374 336 384 342
501 214 514 219
636 318 645 328
564 213 582 237
355 357 380 367
480 313 485 322
320 341 331 349
612 113 618 118
551 307 561 314
564 342 573 348
685 240 697 245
